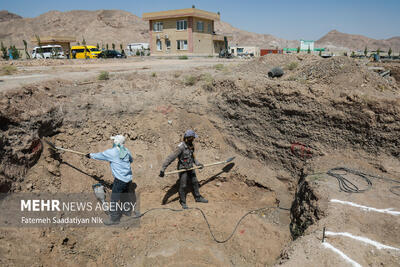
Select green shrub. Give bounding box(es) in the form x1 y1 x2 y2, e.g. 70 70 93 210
214 64 224 70
1 42 8 60
184 75 197 86
1 65 17 75
201 73 214 91
201 73 213 83
98 71 109 80
151 72 157 77
173 71 182 78
286 62 298 70
179 55 188 60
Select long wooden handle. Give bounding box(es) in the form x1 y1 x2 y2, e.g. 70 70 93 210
165 157 235 175
55 147 87 155
44 139 87 156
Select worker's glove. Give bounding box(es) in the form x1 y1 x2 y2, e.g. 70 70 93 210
159 170 165 178
198 164 204 169
85 153 91 159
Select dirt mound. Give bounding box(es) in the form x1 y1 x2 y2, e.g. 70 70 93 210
1 56 400 266
211 56 400 176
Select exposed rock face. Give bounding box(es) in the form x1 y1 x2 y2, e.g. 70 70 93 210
289 177 322 239
0 10 22 23
211 56 400 176
0 86 62 191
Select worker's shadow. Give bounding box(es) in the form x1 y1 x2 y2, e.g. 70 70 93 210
161 163 235 205
50 150 114 189
61 160 114 189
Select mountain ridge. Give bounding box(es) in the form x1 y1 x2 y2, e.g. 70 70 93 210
0 9 399 51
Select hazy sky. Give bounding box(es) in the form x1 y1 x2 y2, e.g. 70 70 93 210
2 0 399 40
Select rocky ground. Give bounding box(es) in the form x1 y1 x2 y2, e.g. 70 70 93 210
0 55 399 266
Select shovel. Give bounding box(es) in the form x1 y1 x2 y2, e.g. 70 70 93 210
165 157 235 176
44 139 87 156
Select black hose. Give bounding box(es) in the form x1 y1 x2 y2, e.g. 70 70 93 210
127 206 289 243
327 167 400 196
327 167 372 193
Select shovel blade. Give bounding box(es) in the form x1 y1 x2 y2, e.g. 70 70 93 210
43 139 57 149
226 157 235 163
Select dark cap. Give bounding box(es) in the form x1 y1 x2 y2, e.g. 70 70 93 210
184 129 198 138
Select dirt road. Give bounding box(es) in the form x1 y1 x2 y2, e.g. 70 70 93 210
0 57 241 92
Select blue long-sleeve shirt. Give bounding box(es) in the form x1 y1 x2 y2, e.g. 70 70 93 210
90 147 133 183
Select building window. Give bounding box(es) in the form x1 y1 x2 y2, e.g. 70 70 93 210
166 39 171 49
157 40 162 51
153 22 163 32
176 20 187 30
207 23 212 33
177 40 188 50
197 21 204 32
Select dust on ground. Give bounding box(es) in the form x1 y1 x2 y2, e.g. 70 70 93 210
0 55 399 266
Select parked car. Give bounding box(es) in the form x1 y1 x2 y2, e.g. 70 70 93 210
32 45 66 59
127 43 149 51
98 50 127 58
70 45 101 59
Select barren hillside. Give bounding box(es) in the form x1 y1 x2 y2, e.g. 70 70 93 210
316 30 400 51
0 9 297 50
214 20 298 48
0 10 22 22
0 10 148 48
1 9 399 52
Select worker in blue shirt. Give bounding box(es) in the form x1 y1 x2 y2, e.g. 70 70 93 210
86 135 134 225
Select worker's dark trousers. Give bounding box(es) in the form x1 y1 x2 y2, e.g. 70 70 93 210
179 170 201 204
110 178 134 221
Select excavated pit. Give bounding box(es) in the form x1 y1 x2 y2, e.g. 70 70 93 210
1 55 399 266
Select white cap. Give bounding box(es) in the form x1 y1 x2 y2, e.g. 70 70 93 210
110 135 125 145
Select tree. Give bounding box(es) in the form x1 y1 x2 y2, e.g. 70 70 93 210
77 41 80 45
1 42 8 60
106 43 109 50
297 46 300 53
351 51 355 57
319 49 322 56
97 43 100 49
120 43 125 56
112 43 115 50
9 45 20 60
364 46 368 56
307 45 311 54
377 48 380 55
82 37 86 46
388 47 392 57
23 40 30 59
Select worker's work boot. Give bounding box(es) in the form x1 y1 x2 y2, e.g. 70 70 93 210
103 217 120 226
195 196 208 203
180 202 188 209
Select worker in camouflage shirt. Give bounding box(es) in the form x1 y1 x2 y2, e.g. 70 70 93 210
159 130 208 209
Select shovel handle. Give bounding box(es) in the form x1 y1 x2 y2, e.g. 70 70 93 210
55 147 87 156
165 158 234 175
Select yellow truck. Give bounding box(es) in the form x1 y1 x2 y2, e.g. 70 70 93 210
70 45 101 59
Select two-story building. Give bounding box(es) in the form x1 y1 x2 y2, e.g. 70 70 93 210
142 8 229 56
